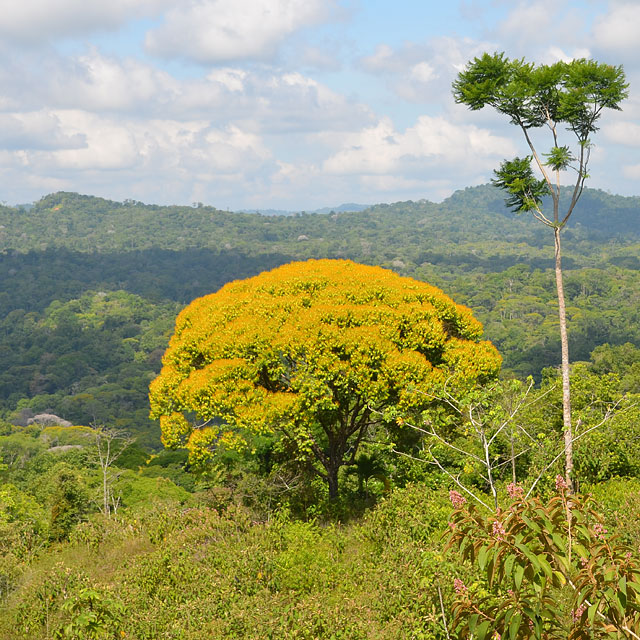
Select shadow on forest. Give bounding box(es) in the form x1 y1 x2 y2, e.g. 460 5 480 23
0 247 294 314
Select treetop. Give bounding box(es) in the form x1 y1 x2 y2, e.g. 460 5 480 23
453 52 628 136
149 259 501 467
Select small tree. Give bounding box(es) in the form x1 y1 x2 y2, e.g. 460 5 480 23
149 259 501 499
453 53 628 491
48 463 88 541
90 426 134 517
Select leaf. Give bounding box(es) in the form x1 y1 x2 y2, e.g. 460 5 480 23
504 553 516 579
478 545 489 570
515 564 525 591
475 619 492 640
537 553 553 579
619 575 627 600
509 613 522 640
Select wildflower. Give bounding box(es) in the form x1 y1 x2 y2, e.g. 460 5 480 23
449 490 466 508
580 557 588 567
572 604 587 622
555 475 568 491
593 523 607 540
506 482 523 499
492 519 506 541
625 552 632 562
453 578 467 595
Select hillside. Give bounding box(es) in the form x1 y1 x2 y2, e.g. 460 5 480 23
1 185 640 639
0 184 638 443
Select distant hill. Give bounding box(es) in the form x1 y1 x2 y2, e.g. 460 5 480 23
0 185 637 258
239 203 371 216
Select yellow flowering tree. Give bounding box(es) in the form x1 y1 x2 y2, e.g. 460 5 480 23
149 259 501 499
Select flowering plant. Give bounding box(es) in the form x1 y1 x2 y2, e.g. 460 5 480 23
446 481 640 639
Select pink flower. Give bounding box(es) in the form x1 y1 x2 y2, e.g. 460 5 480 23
492 519 506 541
593 523 607 540
449 490 467 509
572 604 586 622
625 552 632 562
506 482 524 499
555 475 569 491
453 578 467 595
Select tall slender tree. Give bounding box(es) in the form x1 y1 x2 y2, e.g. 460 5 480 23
453 53 627 491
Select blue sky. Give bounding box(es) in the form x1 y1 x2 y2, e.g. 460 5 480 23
0 0 638 210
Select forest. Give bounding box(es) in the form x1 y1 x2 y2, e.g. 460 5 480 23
1 180 640 638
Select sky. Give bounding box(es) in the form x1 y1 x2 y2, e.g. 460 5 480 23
0 0 638 210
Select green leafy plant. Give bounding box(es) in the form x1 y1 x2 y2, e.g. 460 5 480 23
55 587 125 639
446 479 640 638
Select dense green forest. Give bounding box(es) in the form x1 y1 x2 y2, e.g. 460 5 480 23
1 185 640 638
1 186 639 442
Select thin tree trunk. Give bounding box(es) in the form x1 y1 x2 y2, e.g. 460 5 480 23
327 465 339 501
103 468 110 516
554 227 574 492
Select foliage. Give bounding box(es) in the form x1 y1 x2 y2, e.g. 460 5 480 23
48 463 89 541
453 55 627 220
150 259 501 497
55 587 125 639
447 480 640 638
0 186 639 445
1 487 463 640
454 51 628 490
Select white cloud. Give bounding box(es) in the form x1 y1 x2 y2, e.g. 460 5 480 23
623 163 640 179
47 111 140 170
490 0 591 63
0 111 86 150
544 46 591 64
593 2 640 55
146 0 333 63
0 0 169 42
5 49 371 135
323 116 516 175
358 36 495 104
7 109 273 177
410 62 437 84
360 44 397 73
605 121 640 147
497 1 553 45
50 50 179 112
298 46 343 71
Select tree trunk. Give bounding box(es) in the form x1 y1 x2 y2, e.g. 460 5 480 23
103 468 110 517
554 227 574 492
327 464 340 501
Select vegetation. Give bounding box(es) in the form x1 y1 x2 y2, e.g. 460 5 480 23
454 53 628 491
150 259 500 499
0 125 639 634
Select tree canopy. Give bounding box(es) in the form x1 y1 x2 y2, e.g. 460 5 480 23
149 259 501 498
452 53 628 225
